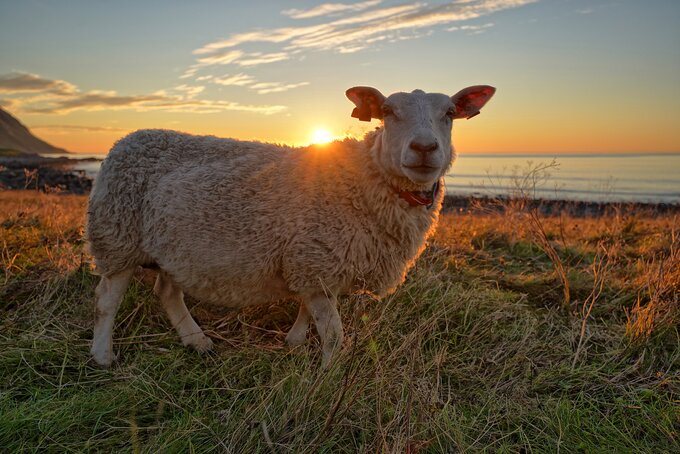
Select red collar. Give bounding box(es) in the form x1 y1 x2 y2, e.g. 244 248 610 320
393 180 440 209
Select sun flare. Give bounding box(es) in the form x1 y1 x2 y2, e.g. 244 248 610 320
310 128 333 145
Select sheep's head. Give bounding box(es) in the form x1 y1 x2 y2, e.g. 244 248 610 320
346 85 495 188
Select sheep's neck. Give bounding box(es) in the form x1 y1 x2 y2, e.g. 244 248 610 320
392 180 440 208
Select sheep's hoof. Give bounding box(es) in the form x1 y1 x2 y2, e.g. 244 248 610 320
184 333 214 353
285 331 307 347
90 347 116 368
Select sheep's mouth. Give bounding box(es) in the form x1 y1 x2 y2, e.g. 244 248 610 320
402 164 439 173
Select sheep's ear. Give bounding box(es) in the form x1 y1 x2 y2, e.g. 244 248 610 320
451 85 496 119
346 86 386 122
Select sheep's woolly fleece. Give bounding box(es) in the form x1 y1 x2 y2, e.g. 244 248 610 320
86 129 444 306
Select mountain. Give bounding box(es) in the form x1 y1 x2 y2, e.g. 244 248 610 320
0 107 69 154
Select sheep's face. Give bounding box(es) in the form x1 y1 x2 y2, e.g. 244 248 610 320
346 85 495 187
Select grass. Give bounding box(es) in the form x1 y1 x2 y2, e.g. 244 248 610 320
1 190 678 452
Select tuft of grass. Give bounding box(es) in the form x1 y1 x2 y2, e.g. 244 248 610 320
1 190 678 452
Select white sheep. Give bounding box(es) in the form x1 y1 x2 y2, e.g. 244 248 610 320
86 85 495 367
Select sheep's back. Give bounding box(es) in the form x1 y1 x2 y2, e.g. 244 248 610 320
86 129 286 277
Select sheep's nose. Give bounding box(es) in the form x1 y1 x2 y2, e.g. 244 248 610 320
409 140 438 153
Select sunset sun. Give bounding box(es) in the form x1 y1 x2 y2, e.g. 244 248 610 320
310 128 333 145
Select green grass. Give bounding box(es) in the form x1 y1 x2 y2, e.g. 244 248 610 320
1 191 678 452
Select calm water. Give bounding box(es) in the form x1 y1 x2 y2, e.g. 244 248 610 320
60 152 680 203
447 153 680 203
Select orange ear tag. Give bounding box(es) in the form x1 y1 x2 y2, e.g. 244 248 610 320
351 107 372 122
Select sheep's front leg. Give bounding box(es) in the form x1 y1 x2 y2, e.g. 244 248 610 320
304 293 344 368
91 268 135 366
154 271 213 352
286 304 310 346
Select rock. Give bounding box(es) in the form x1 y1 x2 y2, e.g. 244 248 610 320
0 154 95 194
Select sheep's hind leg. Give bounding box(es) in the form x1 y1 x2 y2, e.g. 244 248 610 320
91 268 135 367
286 304 310 346
154 270 213 352
304 293 344 368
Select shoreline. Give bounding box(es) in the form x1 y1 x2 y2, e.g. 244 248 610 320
0 152 96 194
1 153 678 216
441 194 679 217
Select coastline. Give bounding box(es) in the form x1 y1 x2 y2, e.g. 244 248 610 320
0 152 96 194
1 153 678 216
441 194 680 217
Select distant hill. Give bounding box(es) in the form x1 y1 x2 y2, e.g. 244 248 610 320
0 107 69 154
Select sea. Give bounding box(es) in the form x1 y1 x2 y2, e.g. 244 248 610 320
59 152 680 204
447 152 680 203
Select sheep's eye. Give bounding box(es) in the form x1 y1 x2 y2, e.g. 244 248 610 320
445 108 456 119
381 105 394 117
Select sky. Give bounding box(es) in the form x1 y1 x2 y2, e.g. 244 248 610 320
0 0 679 154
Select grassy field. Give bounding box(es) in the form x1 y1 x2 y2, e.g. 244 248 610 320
1 190 678 452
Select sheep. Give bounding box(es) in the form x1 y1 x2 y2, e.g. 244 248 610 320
86 85 495 368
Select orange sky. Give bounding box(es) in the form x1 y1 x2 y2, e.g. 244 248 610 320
2 0 679 154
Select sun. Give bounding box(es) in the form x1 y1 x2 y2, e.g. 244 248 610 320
310 128 333 145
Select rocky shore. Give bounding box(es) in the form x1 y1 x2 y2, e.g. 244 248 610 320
0 153 96 194
442 194 680 217
1 153 677 216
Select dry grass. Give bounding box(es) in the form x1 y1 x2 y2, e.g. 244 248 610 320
1 190 678 452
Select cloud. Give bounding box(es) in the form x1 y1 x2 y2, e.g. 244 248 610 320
446 22 495 34
0 72 77 96
192 25 329 55
214 73 256 87
179 67 200 79
213 73 309 94
236 52 289 67
22 91 168 114
174 84 205 98
23 94 286 115
195 49 244 65
30 124 129 133
1 72 287 116
189 0 537 72
282 0 382 19
251 81 310 95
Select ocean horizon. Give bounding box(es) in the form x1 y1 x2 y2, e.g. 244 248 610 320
448 152 680 203
61 151 680 204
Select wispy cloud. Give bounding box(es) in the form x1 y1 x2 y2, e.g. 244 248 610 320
214 73 256 87
174 84 205 98
250 81 310 95
1 72 287 115
24 94 287 115
179 67 200 80
446 22 495 34
213 73 309 94
0 72 77 96
282 0 382 19
30 124 129 133
174 1 536 97
192 3 419 56
237 52 290 67
24 91 167 114
188 0 536 74
195 49 244 66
